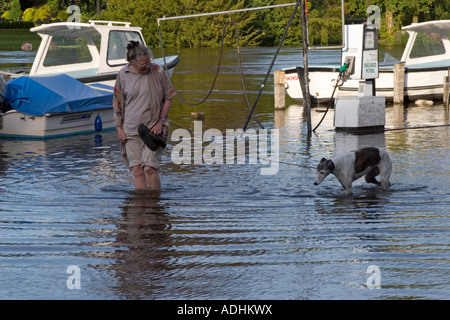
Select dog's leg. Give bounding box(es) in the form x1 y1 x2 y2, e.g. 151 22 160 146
343 184 353 194
379 152 392 189
380 166 392 189
338 178 353 194
365 166 381 186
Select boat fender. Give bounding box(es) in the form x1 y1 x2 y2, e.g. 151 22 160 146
95 113 102 132
415 99 434 106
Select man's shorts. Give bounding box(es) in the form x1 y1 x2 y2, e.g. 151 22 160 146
124 135 163 170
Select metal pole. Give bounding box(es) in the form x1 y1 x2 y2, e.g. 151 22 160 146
158 3 297 25
300 0 312 134
241 1 301 132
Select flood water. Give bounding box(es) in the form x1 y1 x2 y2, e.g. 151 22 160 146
0 45 449 300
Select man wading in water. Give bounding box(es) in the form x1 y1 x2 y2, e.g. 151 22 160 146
113 41 175 191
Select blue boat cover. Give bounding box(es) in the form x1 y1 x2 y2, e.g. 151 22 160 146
6 74 113 116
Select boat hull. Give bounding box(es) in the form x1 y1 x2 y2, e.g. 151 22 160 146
0 108 114 138
284 66 449 104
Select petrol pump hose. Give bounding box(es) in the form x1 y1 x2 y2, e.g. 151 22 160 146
312 62 348 132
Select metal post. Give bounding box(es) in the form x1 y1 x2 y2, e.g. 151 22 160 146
300 0 311 133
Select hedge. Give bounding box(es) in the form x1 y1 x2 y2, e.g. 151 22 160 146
0 20 35 29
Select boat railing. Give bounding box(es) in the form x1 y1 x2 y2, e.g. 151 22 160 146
88 20 132 27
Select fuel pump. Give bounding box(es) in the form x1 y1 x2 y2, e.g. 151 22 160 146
334 23 385 133
342 24 378 81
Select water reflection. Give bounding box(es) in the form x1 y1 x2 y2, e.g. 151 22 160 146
111 190 172 299
335 131 386 153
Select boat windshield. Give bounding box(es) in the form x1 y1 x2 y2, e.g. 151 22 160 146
410 32 447 59
107 30 143 66
43 34 101 67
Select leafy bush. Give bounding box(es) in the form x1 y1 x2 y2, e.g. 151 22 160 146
23 8 37 22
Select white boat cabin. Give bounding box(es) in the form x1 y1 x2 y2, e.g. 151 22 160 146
400 20 450 69
29 20 145 84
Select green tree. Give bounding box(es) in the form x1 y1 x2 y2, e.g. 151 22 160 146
249 0 301 46
377 0 449 41
342 0 450 42
7 0 449 45
10 0 23 20
307 0 343 46
0 1 11 15
99 0 262 48
33 4 53 22
431 0 450 19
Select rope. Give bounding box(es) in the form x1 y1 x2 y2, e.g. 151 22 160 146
158 21 224 106
384 124 450 131
242 0 301 132
158 16 264 128
261 157 316 169
312 70 345 132
228 18 264 129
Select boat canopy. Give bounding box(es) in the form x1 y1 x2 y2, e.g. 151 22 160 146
5 74 112 116
402 20 450 34
29 21 145 78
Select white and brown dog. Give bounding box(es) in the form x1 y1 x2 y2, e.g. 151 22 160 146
314 147 392 194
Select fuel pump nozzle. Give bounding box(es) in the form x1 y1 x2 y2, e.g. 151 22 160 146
340 56 355 81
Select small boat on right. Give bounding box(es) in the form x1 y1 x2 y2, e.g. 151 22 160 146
284 20 450 104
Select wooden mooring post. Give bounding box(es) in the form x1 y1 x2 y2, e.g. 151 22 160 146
393 63 405 104
443 75 449 109
274 70 286 110
191 112 204 121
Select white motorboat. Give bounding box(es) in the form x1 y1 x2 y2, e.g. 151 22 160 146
0 20 179 138
284 20 450 104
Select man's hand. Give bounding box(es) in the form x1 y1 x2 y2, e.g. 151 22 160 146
151 119 163 135
116 126 126 143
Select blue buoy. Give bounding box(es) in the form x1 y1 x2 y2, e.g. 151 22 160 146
94 113 102 132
